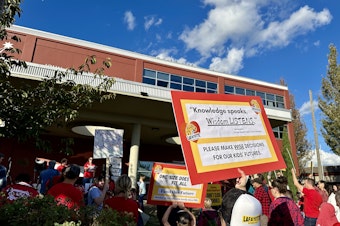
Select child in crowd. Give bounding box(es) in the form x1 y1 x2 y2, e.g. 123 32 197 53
197 197 221 226
162 202 196 226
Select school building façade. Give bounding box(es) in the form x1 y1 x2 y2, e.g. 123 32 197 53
1 25 296 186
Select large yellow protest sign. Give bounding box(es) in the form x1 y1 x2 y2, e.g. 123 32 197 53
171 91 286 185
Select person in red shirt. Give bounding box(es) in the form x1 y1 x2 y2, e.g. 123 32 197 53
83 157 96 187
104 174 139 223
251 177 271 218
316 202 339 226
2 173 39 203
291 168 323 226
48 164 84 209
56 158 68 173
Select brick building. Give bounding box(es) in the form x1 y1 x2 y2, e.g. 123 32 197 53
1 25 296 185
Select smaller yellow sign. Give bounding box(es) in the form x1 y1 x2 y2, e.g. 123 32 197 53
206 184 222 206
147 162 207 208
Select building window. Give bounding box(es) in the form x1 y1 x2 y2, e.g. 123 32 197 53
272 126 285 139
142 77 155 85
224 85 286 109
144 69 156 78
207 82 217 92
225 85 234 94
143 69 217 93
183 77 194 85
256 91 266 105
266 93 275 107
235 87 245 95
246 89 255 96
195 79 206 88
276 95 285 108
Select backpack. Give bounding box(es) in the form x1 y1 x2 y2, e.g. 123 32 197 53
197 210 221 226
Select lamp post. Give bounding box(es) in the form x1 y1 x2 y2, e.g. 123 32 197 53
309 90 323 180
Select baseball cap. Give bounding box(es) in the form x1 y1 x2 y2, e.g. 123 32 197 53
0 152 4 158
230 194 262 226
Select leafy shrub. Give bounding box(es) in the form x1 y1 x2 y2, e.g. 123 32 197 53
0 195 135 226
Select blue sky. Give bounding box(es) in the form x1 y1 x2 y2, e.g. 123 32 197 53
13 0 340 166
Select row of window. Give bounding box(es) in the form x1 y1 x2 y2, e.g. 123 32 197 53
143 69 218 93
142 69 285 108
225 85 285 108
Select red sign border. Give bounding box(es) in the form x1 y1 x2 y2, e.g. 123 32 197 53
170 90 287 185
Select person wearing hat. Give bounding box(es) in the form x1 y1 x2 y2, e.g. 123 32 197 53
47 164 84 209
0 152 7 190
229 194 262 226
218 168 248 224
218 168 263 226
251 176 271 218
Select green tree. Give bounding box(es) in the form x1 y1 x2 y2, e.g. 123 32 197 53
279 79 312 170
0 0 115 154
290 93 312 171
319 44 340 156
281 127 297 199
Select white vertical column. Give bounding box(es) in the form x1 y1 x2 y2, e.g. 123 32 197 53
128 123 141 189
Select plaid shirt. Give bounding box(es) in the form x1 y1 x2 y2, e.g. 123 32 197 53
268 196 304 226
254 185 271 216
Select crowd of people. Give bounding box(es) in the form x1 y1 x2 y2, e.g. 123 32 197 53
1 151 340 226
160 168 340 226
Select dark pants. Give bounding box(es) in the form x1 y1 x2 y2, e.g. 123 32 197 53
138 194 145 210
304 217 317 226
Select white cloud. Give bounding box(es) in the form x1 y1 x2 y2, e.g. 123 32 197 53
209 48 244 74
299 100 318 116
313 40 320 46
304 148 340 167
144 16 162 31
124 11 136 31
255 6 332 49
179 1 261 58
152 48 198 67
177 1 332 74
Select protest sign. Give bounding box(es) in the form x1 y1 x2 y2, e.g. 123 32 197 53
206 183 222 206
171 91 286 185
147 162 207 208
93 129 124 179
93 129 124 159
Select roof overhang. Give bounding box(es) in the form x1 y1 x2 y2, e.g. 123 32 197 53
7 62 292 145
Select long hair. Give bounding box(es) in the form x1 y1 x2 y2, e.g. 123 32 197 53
114 174 132 199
